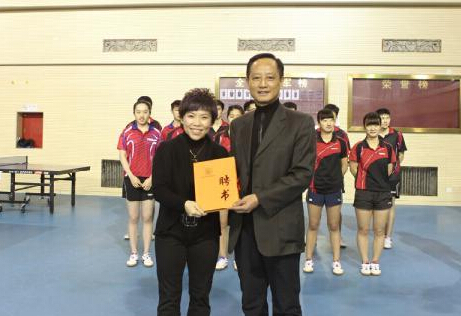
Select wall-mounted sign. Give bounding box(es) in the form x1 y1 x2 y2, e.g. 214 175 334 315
348 74 461 133
216 74 327 119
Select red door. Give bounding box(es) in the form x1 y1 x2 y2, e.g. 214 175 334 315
22 113 43 148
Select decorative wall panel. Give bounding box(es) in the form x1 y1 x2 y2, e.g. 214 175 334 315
103 39 157 52
382 39 441 52
238 38 295 51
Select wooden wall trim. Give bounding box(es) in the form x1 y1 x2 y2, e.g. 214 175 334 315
2 1 461 13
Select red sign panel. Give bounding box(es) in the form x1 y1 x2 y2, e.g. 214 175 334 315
350 77 460 131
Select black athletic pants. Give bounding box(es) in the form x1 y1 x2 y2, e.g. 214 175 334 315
155 229 219 316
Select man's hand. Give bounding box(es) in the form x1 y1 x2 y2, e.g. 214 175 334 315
230 194 259 213
184 201 207 217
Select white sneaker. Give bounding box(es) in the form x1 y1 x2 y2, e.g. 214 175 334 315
142 253 154 267
303 259 314 273
124 233 141 240
126 253 138 267
233 260 238 271
332 261 344 275
370 263 381 276
384 237 393 249
360 263 371 276
215 257 229 270
340 239 347 249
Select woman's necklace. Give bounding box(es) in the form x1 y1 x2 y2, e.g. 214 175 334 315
189 143 206 162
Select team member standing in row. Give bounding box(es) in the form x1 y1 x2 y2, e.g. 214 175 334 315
303 109 349 275
160 100 181 141
209 100 229 138
214 104 244 152
164 123 184 141
349 112 396 276
137 95 163 131
243 99 256 113
118 99 162 267
214 104 244 270
123 95 161 241
324 104 350 149
323 103 350 249
377 108 407 249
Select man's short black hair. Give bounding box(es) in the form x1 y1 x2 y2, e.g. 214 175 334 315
216 99 225 111
284 102 298 111
246 53 284 79
363 112 381 127
179 88 217 124
376 108 391 116
133 100 152 113
243 100 255 112
317 108 335 123
324 103 340 116
170 100 181 110
137 96 153 106
227 104 244 119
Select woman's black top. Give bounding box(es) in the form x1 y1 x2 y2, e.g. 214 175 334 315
152 133 228 238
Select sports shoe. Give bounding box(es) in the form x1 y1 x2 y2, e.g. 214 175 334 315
142 253 154 267
360 263 371 276
332 261 344 275
152 234 155 241
303 259 314 273
233 260 238 271
124 233 142 240
370 263 381 276
215 257 228 270
126 253 138 267
384 237 392 249
340 239 347 249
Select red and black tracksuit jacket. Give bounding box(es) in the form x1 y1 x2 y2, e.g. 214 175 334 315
309 132 349 194
382 127 407 183
350 138 397 192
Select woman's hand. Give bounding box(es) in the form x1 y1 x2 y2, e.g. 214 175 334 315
142 177 152 191
129 174 143 188
184 201 207 217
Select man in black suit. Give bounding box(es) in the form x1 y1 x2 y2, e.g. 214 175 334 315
229 53 316 315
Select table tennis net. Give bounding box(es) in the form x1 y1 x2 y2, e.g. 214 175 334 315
0 156 28 167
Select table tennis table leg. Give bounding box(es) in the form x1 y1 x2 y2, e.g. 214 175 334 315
40 173 45 197
10 173 16 202
49 174 55 214
71 172 76 206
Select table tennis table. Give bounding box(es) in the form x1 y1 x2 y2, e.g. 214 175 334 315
0 156 90 213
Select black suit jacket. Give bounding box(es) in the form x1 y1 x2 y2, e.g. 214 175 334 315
152 134 228 236
228 103 316 256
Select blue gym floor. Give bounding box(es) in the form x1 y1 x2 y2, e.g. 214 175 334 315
0 195 460 316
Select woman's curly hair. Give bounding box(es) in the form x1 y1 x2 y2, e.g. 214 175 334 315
179 88 218 124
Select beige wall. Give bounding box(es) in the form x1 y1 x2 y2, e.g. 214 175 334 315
1 3 460 205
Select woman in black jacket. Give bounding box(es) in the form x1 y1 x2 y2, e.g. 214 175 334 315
152 88 228 316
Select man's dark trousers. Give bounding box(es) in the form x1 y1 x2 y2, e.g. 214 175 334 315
234 215 302 316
